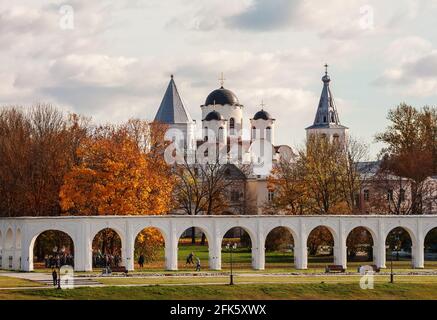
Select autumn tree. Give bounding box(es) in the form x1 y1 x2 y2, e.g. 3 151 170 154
376 104 437 214
60 120 173 258
0 105 88 217
172 141 248 243
268 135 368 215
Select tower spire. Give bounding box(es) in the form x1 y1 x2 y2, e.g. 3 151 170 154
154 75 193 124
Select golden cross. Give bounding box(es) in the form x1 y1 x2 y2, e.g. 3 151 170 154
218 72 226 87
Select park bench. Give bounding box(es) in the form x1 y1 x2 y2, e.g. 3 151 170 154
101 266 128 276
325 265 346 273
111 266 128 275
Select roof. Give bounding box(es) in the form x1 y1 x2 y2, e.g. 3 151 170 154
204 110 224 121
253 109 272 120
306 69 348 130
204 86 240 106
154 76 193 124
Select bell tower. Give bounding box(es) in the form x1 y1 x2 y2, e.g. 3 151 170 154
305 65 348 144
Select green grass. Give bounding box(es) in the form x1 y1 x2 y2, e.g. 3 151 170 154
96 274 437 286
0 276 43 288
3 282 437 300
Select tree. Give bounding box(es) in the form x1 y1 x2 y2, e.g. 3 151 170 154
172 140 248 244
60 120 174 257
0 105 89 217
375 104 436 214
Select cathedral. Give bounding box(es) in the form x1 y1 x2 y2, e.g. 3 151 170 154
153 68 348 214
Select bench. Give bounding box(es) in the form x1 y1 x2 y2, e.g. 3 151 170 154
370 265 380 273
325 265 346 273
101 266 128 276
111 266 128 274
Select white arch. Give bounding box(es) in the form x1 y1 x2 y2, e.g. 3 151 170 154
28 229 76 271
264 224 298 244
307 224 338 245
134 225 169 248
384 225 417 248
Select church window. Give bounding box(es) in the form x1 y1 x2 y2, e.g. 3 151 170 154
323 116 327 123
229 118 235 135
330 112 335 122
266 127 271 141
218 127 224 142
252 126 256 139
231 190 240 202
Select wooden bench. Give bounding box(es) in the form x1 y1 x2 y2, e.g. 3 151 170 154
325 265 346 273
111 266 128 274
101 266 128 276
370 265 380 273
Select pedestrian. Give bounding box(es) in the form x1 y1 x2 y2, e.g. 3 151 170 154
138 254 145 268
195 257 201 271
52 268 58 287
186 252 194 265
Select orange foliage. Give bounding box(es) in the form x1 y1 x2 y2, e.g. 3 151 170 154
60 121 174 216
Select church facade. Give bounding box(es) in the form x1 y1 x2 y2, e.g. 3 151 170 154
153 68 349 215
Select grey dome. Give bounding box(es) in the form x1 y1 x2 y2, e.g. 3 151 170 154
204 110 224 121
205 87 239 106
253 109 272 120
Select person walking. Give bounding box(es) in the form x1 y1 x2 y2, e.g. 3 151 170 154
51 268 58 287
186 252 194 265
138 254 145 269
195 257 201 272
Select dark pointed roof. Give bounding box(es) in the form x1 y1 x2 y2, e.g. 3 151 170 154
154 75 193 124
306 67 348 130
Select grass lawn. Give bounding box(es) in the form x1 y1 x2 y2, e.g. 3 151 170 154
2 281 437 300
96 274 437 286
0 276 43 288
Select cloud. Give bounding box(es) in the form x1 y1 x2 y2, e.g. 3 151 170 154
374 37 437 97
227 0 299 31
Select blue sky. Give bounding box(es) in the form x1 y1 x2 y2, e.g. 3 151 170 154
1 0 437 158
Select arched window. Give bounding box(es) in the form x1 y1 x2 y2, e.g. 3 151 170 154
229 118 235 135
218 127 224 142
323 116 327 123
266 127 272 141
204 127 208 141
251 126 256 140
330 111 335 123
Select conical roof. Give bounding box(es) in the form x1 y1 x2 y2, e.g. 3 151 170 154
154 75 193 124
306 66 347 130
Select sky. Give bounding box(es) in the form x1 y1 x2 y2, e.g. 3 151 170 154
1 0 437 158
